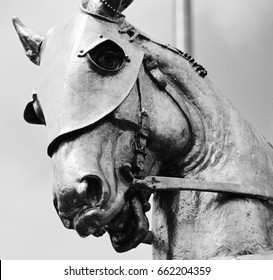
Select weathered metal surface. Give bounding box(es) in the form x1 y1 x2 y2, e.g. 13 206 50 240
137 176 273 200
13 0 273 259
36 13 143 155
81 0 133 21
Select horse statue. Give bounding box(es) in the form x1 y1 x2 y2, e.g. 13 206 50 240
13 0 273 259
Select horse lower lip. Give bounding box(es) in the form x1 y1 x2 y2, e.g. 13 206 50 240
73 208 102 236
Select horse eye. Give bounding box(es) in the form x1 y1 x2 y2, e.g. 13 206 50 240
88 40 125 73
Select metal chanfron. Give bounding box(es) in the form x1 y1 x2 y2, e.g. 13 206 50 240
34 11 143 156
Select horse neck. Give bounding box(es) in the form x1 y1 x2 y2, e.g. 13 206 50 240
140 38 273 186
182 80 273 188
181 80 234 178
138 37 273 260
140 39 232 178
174 72 273 187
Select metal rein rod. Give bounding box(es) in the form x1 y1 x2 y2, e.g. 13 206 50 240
134 176 273 201
136 175 273 245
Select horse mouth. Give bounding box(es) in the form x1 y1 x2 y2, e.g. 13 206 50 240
73 196 149 252
108 197 149 252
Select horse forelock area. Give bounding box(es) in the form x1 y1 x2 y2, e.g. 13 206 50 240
139 38 273 259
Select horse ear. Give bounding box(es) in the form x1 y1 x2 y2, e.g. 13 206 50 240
12 17 44 66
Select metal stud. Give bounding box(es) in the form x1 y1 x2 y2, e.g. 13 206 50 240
100 0 121 15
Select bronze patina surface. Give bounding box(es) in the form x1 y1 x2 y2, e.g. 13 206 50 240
13 0 273 259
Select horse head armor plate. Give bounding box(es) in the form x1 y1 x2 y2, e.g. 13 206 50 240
15 0 143 156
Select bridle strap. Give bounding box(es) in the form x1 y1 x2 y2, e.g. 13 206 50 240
134 176 273 200
132 77 149 179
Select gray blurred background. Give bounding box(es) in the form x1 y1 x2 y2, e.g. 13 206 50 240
1 0 272 259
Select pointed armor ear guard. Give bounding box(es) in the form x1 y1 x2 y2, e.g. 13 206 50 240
81 0 134 21
12 17 44 65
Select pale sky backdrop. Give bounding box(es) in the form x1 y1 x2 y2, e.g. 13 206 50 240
1 0 273 259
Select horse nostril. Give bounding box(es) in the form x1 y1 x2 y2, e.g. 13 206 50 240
81 175 103 206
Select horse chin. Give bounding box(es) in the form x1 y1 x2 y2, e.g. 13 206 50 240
107 197 149 253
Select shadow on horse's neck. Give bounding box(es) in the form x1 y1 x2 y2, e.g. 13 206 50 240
181 81 232 178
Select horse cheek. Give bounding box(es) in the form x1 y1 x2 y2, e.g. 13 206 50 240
149 94 192 162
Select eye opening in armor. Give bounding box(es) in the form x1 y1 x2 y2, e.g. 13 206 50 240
87 39 126 74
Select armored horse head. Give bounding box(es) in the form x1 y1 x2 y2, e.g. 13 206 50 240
13 0 273 259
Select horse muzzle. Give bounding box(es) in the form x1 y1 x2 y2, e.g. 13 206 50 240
53 173 112 231
53 167 150 252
